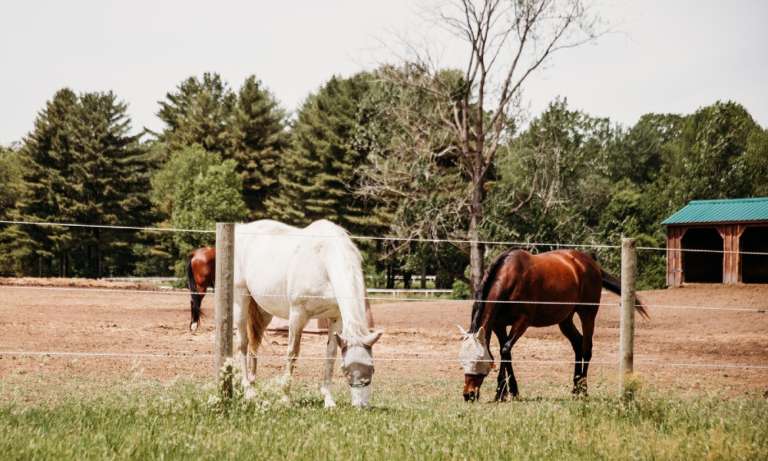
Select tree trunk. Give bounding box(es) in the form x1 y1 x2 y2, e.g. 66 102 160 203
469 175 485 293
420 254 427 289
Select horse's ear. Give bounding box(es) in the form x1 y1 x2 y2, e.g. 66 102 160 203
456 325 468 336
475 326 484 339
362 330 383 347
334 333 348 349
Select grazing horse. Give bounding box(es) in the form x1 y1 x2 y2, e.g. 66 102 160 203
186 247 215 332
459 249 648 402
234 219 383 408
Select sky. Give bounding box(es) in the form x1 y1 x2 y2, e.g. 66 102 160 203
1 0 766 145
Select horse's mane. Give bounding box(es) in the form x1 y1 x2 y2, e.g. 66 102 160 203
469 249 513 333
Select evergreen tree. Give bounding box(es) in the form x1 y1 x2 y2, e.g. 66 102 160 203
15 89 153 277
157 72 236 155
230 76 289 218
158 73 288 218
266 73 373 231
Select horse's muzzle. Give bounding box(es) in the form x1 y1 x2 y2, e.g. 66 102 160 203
463 374 485 403
463 390 479 402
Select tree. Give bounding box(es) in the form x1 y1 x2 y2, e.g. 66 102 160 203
157 73 236 155
0 145 25 275
356 65 471 287
230 76 289 218
391 0 598 290
158 73 288 218
150 144 248 274
266 73 374 232
14 89 154 277
484 98 614 247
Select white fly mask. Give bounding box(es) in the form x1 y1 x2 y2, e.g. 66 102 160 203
335 330 383 408
458 326 493 376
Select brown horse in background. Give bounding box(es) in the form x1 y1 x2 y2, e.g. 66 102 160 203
459 249 648 402
187 247 215 332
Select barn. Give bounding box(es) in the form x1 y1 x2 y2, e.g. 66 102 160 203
663 197 768 286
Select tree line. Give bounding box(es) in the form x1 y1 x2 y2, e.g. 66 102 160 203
1 67 766 289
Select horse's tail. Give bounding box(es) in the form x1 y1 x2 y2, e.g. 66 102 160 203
600 268 650 319
324 234 369 337
187 256 202 325
245 298 267 354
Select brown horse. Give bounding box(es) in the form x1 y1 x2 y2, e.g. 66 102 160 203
459 249 648 402
187 247 215 332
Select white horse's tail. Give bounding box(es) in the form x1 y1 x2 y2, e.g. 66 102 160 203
324 236 369 338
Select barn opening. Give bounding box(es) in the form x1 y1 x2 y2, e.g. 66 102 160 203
682 228 723 283
740 227 768 283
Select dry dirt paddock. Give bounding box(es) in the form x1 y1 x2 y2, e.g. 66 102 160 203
0 280 766 399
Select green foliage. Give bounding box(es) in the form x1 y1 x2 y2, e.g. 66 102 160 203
0 380 766 460
11 89 154 277
266 73 375 232
158 73 236 154
0 146 25 275
483 99 767 288
150 145 248 274
451 279 471 300
230 76 289 218
158 73 288 218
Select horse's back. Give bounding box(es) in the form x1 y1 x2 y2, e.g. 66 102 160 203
234 219 360 320
501 250 602 326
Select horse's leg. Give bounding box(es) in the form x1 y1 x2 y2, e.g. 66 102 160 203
558 314 585 395
575 310 597 396
320 318 342 408
501 316 529 398
493 326 511 402
280 309 309 401
234 290 253 386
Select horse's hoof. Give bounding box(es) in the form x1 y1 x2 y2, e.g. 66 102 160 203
244 387 258 401
324 399 336 409
189 322 198 332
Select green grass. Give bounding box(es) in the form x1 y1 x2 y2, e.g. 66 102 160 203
1 378 766 460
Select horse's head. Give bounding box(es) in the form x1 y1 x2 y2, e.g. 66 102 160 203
458 326 493 402
335 330 383 407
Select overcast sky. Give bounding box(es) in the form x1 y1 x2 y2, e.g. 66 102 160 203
1 0 766 145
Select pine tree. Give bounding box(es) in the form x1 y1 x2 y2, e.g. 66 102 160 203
15 89 153 277
265 73 373 232
230 76 289 219
157 72 236 155
15 89 80 275
70 92 155 276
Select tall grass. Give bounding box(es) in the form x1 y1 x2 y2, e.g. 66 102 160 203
0 378 766 460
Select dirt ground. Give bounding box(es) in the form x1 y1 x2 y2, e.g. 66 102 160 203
0 280 766 397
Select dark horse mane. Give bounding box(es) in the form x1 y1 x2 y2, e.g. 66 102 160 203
469 249 514 333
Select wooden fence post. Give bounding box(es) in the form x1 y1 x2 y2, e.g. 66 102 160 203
214 222 235 396
619 237 637 397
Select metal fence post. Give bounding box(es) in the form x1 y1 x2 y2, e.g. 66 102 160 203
619 237 637 397
214 222 235 396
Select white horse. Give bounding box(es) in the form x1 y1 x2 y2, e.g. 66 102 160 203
234 219 382 408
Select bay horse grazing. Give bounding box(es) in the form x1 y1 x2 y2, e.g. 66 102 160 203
459 249 648 402
234 219 382 408
187 247 215 332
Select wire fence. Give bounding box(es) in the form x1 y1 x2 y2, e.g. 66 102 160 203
2 284 767 313
1 350 767 371
0 219 766 378
2 219 768 256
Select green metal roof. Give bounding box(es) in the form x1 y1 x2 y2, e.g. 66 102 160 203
662 197 768 225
